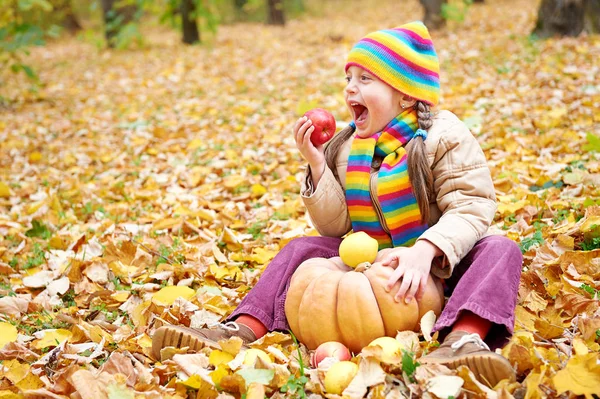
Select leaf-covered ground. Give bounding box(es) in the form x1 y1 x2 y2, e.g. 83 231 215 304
1 0 600 397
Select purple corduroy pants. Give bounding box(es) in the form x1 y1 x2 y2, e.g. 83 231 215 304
227 235 522 350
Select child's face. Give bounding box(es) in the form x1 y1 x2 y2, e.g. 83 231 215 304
345 66 404 138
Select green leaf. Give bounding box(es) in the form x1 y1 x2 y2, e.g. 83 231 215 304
401 350 419 382
519 230 544 253
21 64 37 80
235 368 274 387
583 133 600 152
25 220 51 239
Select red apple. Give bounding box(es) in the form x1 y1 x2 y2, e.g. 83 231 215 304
311 341 352 368
304 108 336 147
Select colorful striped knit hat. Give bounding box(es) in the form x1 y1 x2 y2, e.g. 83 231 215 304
345 21 440 106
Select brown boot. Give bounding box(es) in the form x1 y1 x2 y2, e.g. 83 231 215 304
151 322 257 360
419 331 516 388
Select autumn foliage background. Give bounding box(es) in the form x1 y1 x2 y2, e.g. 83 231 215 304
1 0 600 397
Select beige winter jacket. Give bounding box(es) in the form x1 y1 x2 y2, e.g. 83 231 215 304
301 110 497 279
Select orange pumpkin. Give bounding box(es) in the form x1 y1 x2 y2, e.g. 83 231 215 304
284 256 445 354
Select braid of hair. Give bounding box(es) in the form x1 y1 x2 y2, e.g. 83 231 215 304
417 101 434 131
407 101 434 223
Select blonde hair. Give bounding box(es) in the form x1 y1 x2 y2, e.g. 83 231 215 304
325 101 434 223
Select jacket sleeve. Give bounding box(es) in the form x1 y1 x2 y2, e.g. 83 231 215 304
418 121 497 279
300 164 352 237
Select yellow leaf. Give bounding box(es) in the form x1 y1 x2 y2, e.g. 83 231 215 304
2 359 29 384
137 334 153 349
111 291 130 302
296 99 320 116
580 215 600 237
251 184 267 197
29 151 43 162
209 350 234 366
25 200 45 215
152 286 196 306
209 263 242 282
34 329 72 349
152 218 182 231
194 208 216 221
553 353 600 398
15 372 44 390
223 175 246 189
210 364 230 385
212 245 228 263
246 382 266 399
0 182 11 198
249 247 277 265
0 391 21 399
187 138 203 150
497 199 527 216
131 300 151 327
0 322 18 348
573 338 589 356
146 147 158 155
180 374 204 389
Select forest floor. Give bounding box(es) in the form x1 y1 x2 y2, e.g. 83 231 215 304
1 0 600 397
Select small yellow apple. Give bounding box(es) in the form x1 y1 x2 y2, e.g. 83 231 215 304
242 348 271 366
339 231 379 268
366 336 404 364
324 361 358 395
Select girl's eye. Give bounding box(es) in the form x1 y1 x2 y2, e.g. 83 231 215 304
345 76 351 83
360 75 371 81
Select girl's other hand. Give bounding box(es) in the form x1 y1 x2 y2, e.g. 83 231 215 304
373 241 439 304
294 116 325 170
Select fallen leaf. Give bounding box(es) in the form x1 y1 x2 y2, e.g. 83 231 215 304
553 353 600 398
151 285 196 306
0 322 18 349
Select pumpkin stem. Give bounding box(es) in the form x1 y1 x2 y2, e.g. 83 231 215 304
355 262 372 272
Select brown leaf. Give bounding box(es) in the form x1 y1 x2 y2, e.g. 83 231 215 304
69 370 116 399
554 292 598 317
99 351 136 387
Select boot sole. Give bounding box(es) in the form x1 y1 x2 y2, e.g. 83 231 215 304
152 325 222 360
420 352 515 388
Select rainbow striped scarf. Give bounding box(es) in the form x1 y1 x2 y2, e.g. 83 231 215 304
346 109 428 249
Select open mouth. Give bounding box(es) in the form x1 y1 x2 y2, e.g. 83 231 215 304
350 102 368 124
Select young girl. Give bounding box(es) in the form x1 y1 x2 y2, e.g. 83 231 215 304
153 21 522 388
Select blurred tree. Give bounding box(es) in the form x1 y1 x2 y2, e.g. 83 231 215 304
420 0 446 29
101 0 138 48
533 0 600 37
56 0 81 32
181 0 200 43
234 0 247 19
267 0 285 25
0 0 58 82
234 0 248 9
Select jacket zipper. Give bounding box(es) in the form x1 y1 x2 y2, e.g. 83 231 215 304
369 172 390 234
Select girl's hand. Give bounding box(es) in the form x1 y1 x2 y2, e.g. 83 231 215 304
374 240 440 304
293 116 325 171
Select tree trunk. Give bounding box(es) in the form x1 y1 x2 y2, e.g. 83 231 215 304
267 0 285 25
234 0 248 9
532 0 598 38
61 1 82 33
420 0 447 30
181 0 200 44
584 0 600 33
101 0 136 47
